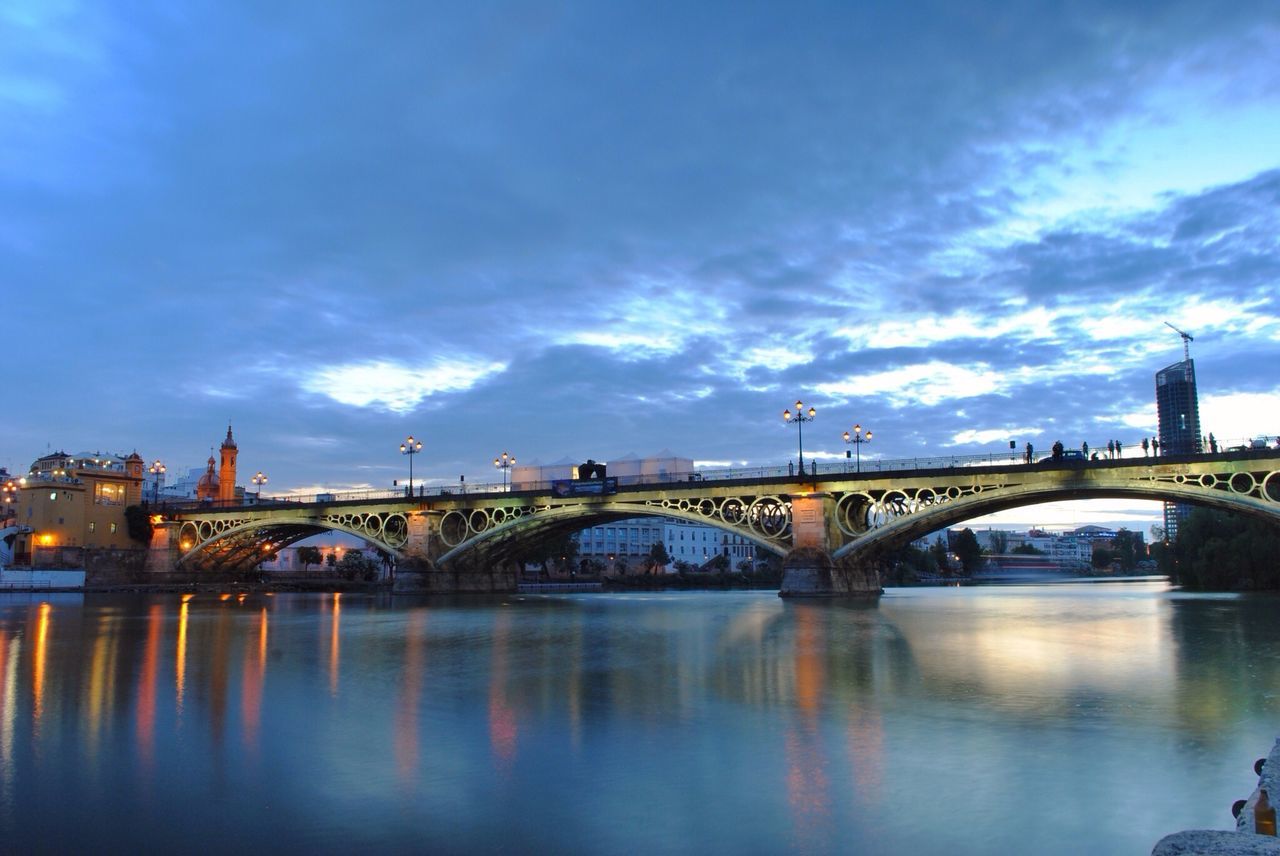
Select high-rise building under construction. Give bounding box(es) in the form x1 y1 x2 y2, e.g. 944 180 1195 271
1155 357 1201 538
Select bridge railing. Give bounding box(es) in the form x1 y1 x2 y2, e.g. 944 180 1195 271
155 441 1279 512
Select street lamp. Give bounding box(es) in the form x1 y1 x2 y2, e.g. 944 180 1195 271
400 435 423 496
252 471 268 501
842 425 872 473
148 459 166 503
782 400 816 475
494 451 516 491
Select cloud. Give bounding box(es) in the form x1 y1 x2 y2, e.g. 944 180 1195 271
301 359 506 413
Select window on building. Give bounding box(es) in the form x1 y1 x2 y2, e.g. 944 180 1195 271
89 521 96 532
49 492 57 501
94 483 126 506
109 523 118 534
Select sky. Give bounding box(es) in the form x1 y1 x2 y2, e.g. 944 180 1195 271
4 1 1279 533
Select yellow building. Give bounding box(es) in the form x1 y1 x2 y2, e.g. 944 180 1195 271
10 450 146 563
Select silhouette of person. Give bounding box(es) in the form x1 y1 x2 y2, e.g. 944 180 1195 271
1115 440 1123 457
788 460 794 476
1209 433 1218 454
1082 441 1089 457
1141 437 1149 456
1025 442 1033 464
1152 438 1159 456
1107 440 1115 459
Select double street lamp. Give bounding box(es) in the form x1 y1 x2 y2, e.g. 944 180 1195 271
842 425 872 472
252 471 268 501
400 435 423 497
148 459 166 503
782 400 816 475
494 451 516 491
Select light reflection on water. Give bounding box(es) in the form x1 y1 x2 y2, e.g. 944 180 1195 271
0 583 1274 854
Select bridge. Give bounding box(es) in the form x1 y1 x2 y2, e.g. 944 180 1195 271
154 449 1280 596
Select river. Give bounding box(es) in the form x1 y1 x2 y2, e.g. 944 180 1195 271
0 581 1276 854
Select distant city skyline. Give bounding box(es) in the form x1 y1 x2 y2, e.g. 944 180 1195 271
4 2 1278 534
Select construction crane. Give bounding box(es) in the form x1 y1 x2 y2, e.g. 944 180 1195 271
1164 321 1194 362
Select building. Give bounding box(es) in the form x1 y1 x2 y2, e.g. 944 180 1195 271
9 450 146 564
1156 357 1201 538
575 516 757 572
194 425 244 504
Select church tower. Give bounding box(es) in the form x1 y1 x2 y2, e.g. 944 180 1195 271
218 425 238 503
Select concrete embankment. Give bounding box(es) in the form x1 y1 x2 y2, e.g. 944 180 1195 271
1152 737 1280 854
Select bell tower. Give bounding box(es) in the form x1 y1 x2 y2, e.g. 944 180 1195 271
218 424 238 503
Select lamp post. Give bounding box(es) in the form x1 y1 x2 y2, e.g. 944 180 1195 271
400 435 422 497
148 459 166 503
782 400 816 475
494 451 515 491
252 471 268 502
842 425 872 473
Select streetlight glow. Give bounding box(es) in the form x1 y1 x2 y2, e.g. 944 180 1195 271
494 452 516 491
843 424 872 472
783 400 816 475
252 471 268 501
400 435 423 497
149 459 166 503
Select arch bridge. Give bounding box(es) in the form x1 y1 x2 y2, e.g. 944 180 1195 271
158 450 1280 596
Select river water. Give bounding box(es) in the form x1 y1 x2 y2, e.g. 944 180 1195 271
0 581 1276 854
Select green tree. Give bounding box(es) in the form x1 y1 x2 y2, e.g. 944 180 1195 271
648 542 671 569
124 505 154 545
297 546 323 570
1111 529 1144 571
952 528 983 575
337 550 379 581
929 537 950 572
1011 543 1044 555
1167 508 1280 591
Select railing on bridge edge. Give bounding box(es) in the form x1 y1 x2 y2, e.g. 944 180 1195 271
152 443 1280 513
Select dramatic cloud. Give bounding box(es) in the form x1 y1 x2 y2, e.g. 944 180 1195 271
4 0 1279 529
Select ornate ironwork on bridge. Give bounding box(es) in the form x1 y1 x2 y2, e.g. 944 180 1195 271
157 450 1280 592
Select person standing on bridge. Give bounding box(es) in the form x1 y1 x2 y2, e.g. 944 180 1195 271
1152 438 1159 456
1209 433 1218 454
1141 437 1149 456
1116 440 1123 458
1025 442 1034 464
1082 441 1089 458
1107 440 1115 459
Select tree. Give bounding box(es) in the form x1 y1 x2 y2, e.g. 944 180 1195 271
929 537 950 572
325 552 338 570
124 505 154 545
952 528 983 575
297 546 323 570
1165 508 1280 591
337 550 379 581
647 542 671 571
1011 543 1044 555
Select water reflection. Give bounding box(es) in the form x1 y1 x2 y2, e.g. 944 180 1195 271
488 610 519 771
394 610 426 783
329 592 340 696
786 606 832 847
137 604 161 767
0 585 1273 854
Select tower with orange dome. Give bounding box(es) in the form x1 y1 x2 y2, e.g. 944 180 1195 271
218 425 238 503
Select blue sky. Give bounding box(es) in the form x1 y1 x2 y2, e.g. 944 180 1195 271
4 1 1279 531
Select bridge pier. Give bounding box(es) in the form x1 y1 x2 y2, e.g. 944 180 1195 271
779 493 882 598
